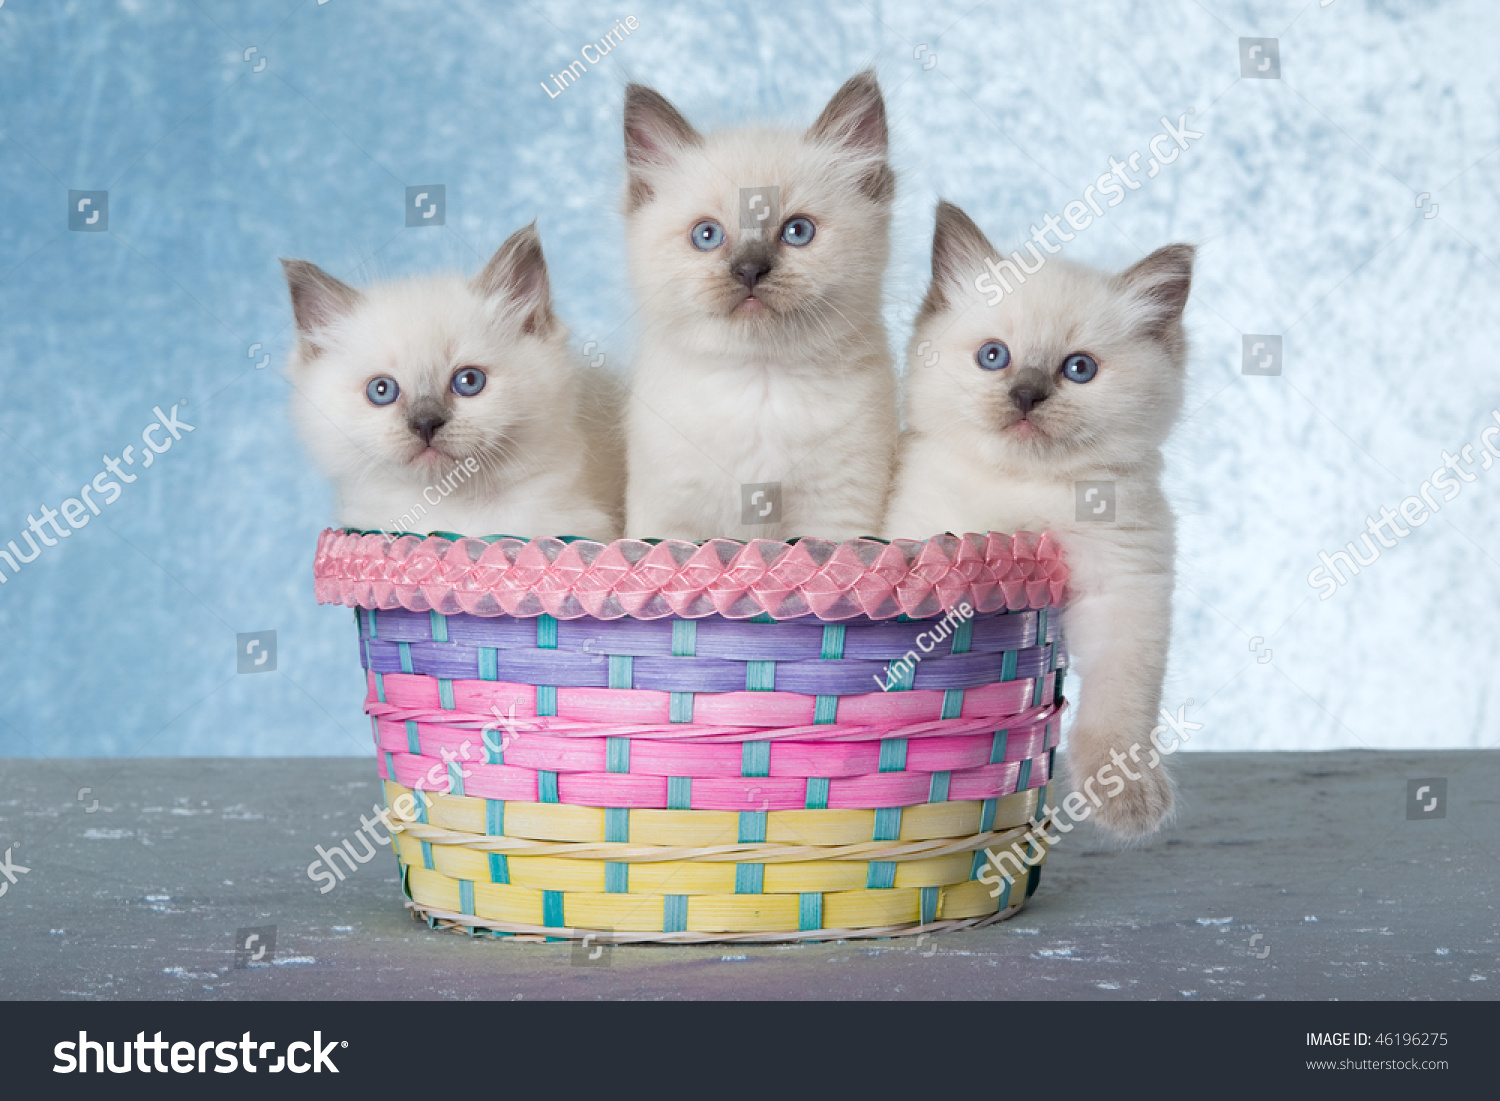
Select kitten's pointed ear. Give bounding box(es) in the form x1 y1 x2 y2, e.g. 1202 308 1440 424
281 259 361 337
920 201 996 319
623 84 702 210
808 70 894 203
472 222 555 337
1117 244 1195 337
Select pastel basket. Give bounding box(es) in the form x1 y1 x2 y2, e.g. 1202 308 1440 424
314 529 1070 943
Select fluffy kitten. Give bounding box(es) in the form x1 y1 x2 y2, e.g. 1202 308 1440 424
885 201 1194 839
620 71 899 542
282 224 619 540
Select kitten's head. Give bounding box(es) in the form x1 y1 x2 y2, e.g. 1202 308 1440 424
282 224 574 504
906 201 1194 475
622 71 895 355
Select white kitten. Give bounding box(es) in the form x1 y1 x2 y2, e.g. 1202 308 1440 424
885 201 1194 839
282 224 619 540
620 71 899 542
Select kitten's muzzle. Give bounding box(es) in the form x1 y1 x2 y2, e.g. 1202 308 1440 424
407 402 449 446
1008 368 1053 414
730 243 776 293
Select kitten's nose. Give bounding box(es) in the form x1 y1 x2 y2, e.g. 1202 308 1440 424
733 260 771 291
1009 368 1052 414
410 414 447 446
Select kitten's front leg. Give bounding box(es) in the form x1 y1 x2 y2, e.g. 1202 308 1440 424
1060 559 1176 840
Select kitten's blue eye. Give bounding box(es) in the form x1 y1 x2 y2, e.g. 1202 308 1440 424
780 216 815 246
691 220 725 251
366 376 400 406
976 341 1010 371
451 367 486 397
1062 353 1098 383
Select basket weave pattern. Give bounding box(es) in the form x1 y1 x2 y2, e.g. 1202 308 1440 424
323 532 1070 943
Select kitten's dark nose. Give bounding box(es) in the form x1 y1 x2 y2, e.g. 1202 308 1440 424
1009 368 1052 414
734 260 771 291
410 414 447 446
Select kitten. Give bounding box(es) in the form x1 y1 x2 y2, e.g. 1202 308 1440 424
282 224 619 540
885 201 1194 839
619 71 899 542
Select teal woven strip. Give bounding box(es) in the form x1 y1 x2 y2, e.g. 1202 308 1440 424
990 730 1009 764
878 737 908 773
605 862 629 893
969 849 987 881
606 737 631 773
488 852 510 884
738 811 767 843
813 695 839 724
405 720 420 753
885 659 916 691
608 654 633 690
367 609 377 638
458 879 474 915
798 892 822 931
872 806 902 842
1034 780 1049 822
749 612 777 624
485 727 504 765
604 806 629 843
949 617 973 654
486 798 504 836
1037 608 1049 643
398 641 414 674
1055 670 1066 699
1016 757 1033 794
420 840 434 870
928 770 951 803
536 614 558 649
671 619 697 656
1032 675 1045 707
374 672 387 703
741 741 771 778
735 863 764 893
997 875 1012 909
940 689 964 719
536 685 557 717
383 750 395 782
1000 650 1018 681
542 890 564 929
447 760 465 797
478 647 498 680
669 692 695 723
979 798 997 833
920 885 939 924
745 660 776 691
429 610 448 642
866 861 896 889
538 770 559 803
804 777 830 809
667 777 692 810
662 895 688 933
438 678 454 710
819 624 846 659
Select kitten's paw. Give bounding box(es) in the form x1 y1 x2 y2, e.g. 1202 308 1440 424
1065 738 1176 841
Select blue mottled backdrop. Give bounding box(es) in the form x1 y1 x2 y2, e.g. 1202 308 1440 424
1 0 1496 757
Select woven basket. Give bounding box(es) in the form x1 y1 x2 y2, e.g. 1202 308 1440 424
314 529 1069 943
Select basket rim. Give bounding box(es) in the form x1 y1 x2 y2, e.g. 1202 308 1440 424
314 528 1069 622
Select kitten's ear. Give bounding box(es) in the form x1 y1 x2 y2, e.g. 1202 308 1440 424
920 201 996 318
281 259 361 340
808 70 894 203
1117 244 1195 337
623 84 702 210
472 222 555 337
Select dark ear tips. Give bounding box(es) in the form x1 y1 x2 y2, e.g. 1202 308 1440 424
1118 243 1195 334
809 70 893 203
281 259 361 337
920 200 995 317
473 222 556 337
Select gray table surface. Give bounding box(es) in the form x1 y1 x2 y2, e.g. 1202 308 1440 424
1 752 1495 1000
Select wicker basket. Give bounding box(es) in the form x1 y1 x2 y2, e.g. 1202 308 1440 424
314 529 1069 943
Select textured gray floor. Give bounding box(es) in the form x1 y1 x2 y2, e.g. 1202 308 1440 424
0 753 1495 1001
